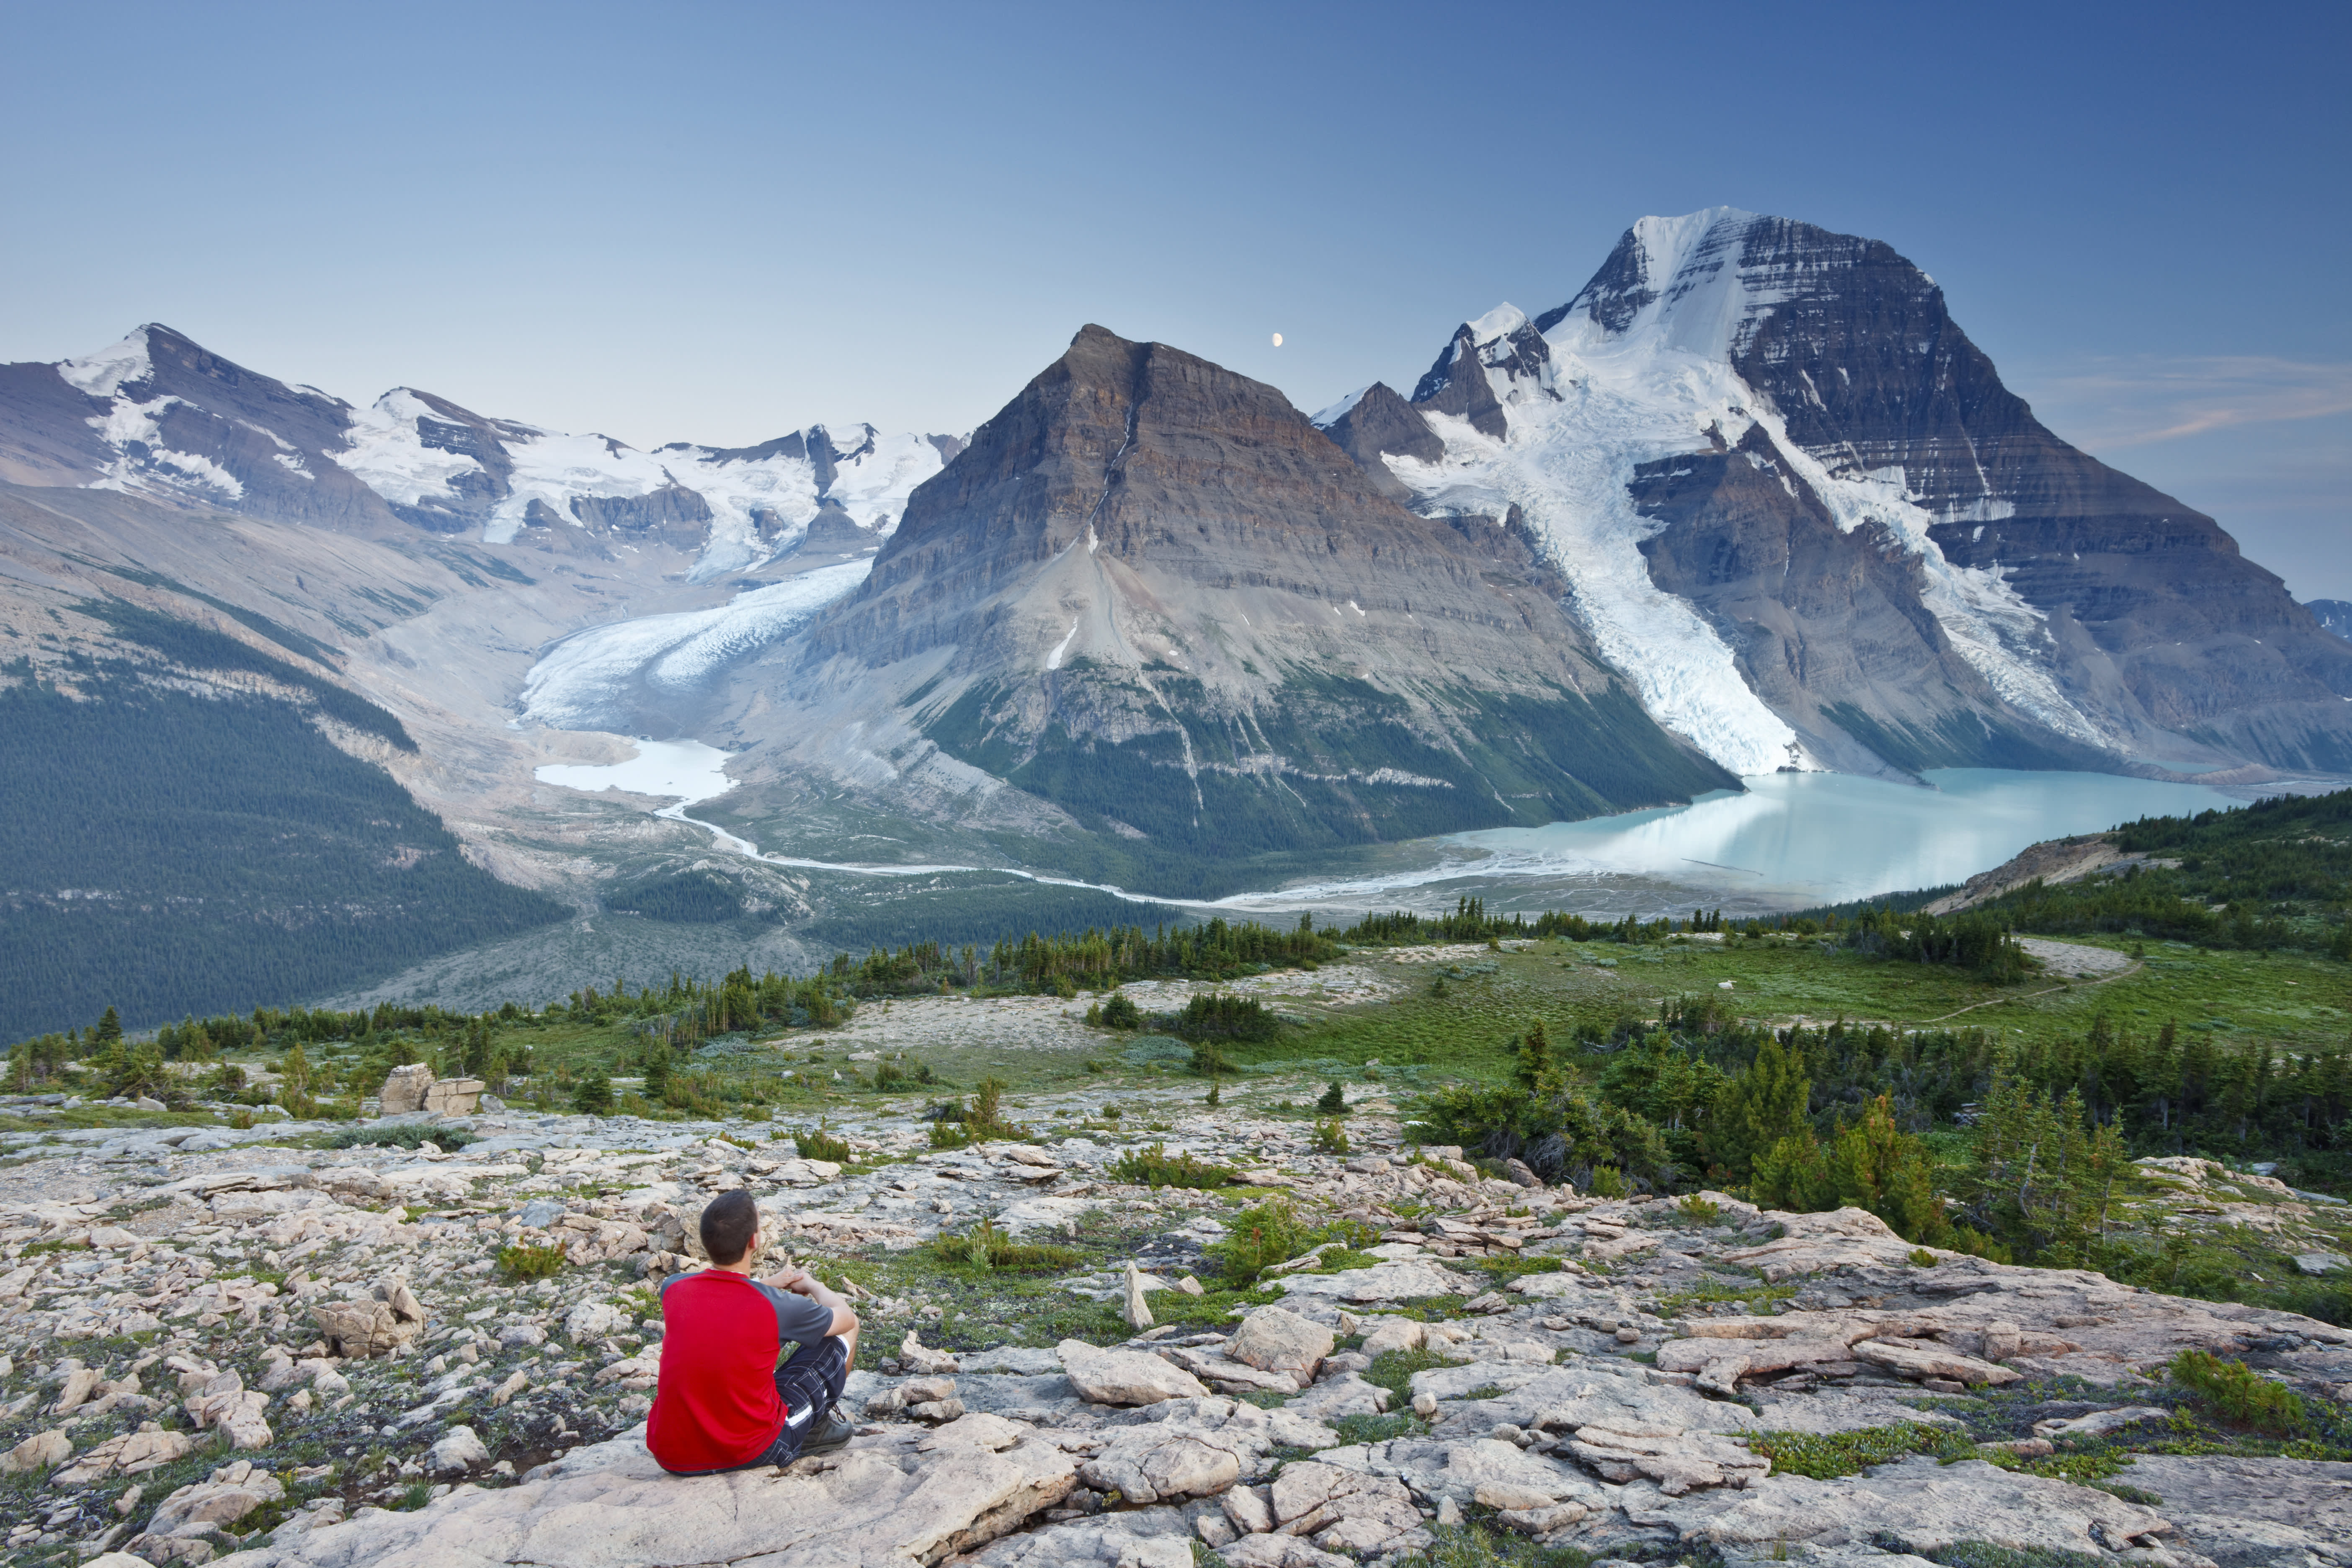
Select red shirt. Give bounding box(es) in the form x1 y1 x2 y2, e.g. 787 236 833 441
645 1269 832 1472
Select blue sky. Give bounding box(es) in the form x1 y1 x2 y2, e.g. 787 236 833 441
3 0 2346 596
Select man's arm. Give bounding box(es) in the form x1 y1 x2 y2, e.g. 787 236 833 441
761 1264 858 1339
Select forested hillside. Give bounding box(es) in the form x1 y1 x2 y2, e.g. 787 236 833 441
0 669 565 1036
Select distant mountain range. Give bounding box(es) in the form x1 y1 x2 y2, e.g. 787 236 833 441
2 208 2347 1028
0 322 955 575
2311 600 2352 641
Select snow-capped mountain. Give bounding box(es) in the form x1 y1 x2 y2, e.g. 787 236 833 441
1320 209 2352 777
2311 600 2352 642
0 325 956 577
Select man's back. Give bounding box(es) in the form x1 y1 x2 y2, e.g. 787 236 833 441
646 1268 830 1472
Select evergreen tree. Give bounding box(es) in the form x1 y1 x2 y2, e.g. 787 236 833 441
573 1071 614 1116
1514 1019 1553 1093
1705 1034 1812 1181
95 1006 122 1045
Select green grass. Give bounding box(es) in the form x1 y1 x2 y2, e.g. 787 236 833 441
1653 1277 1797 1316
1391 1523 1599 1568
1363 1346 1453 1403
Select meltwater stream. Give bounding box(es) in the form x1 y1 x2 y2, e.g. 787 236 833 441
536 743 2244 918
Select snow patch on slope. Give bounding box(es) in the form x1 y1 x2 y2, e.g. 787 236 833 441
334 390 492 506
57 328 155 398
87 395 245 500
519 559 872 729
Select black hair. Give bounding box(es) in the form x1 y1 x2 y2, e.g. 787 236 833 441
699 1189 759 1266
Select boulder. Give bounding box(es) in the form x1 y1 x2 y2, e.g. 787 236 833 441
378 1063 435 1114
1563 1423 1769 1494
423 1078 485 1115
53 1428 192 1483
1276 1260 1471 1304
0 1427 69 1474
1849 1336 2022 1387
1123 1261 1154 1330
1060 1338 1210 1406
1227 1306 1333 1379
428 1425 490 1475
52 1364 102 1412
902 1329 961 1375
564 1300 629 1342
1219 1537 1353 1568
143 1463 286 1539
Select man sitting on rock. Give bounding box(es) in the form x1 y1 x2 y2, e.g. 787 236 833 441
646 1188 859 1472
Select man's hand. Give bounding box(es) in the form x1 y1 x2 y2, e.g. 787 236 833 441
761 1263 811 1294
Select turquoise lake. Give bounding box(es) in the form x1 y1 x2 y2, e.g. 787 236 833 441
1212 769 2249 918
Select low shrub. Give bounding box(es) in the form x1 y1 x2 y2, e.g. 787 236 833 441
1110 1141 1234 1189
1746 1423 1971 1478
1311 1118 1351 1155
498 1242 567 1279
1210 1196 1313 1284
927 1219 1080 1272
2169 1349 2308 1435
795 1126 853 1163
325 1122 480 1151
1316 1081 1348 1115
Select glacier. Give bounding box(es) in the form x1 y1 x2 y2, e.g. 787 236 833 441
518 558 872 730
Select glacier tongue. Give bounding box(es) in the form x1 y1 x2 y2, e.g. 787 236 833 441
519 558 872 731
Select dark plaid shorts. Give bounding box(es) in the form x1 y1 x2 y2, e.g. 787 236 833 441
730 1335 850 1470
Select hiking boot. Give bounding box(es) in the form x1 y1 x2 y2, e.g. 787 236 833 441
797 1408 854 1455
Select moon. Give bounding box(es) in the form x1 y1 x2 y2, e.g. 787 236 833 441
1271 333 1283 347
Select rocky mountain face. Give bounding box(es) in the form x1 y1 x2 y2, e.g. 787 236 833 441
1326 210 2352 779
2311 599 2352 642
732 325 1737 893
0 325 950 578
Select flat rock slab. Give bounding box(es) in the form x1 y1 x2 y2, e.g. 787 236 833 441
2121 1455 2352 1568
1277 1261 1470 1303
1630 1455 2175 1556
238 1425 1076 1568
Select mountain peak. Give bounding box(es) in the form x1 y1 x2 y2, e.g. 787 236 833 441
57 325 157 397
